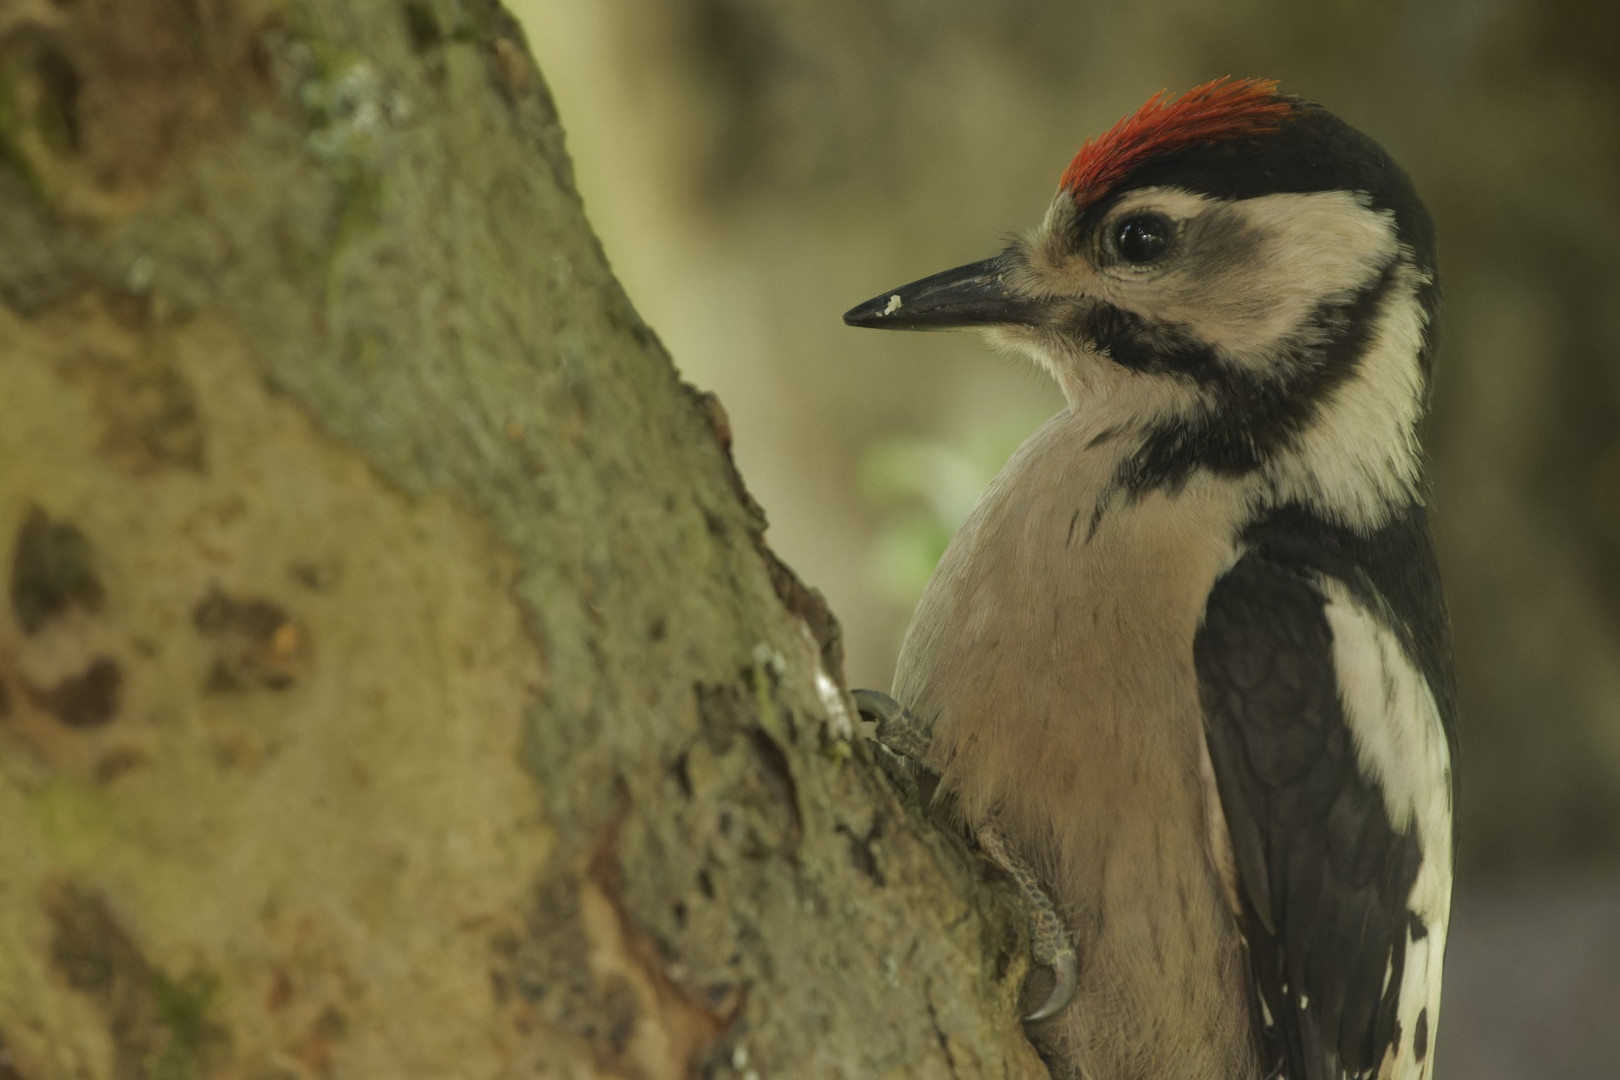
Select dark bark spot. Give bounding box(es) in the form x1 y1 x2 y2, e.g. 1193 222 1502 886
487 962 511 1006
600 976 639 1053
35 48 83 157
313 1006 346 1040
925 995 963 1076
502 875 589 1008
670 750 694 798
11 507 104 634
836 823 886 886
193 587 286 636
0 678 10 718
288 561 340 592
0 1027 27 1080
294 1006 346 1075
696 868 715 899
93 746 147 784
746 727 801 836
47 883 133 995
496 824 725 1068
0 0 267 212
192 586 304 691
401 1 443 53
40 657 121 728
695 682 807 845
1414 1007 1429 1061
44 881 230 1076
694 682 748 747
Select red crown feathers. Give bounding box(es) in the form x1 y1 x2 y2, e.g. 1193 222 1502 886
1059 78 1291 207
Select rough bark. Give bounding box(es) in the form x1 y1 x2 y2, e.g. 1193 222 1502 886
0 2 1042 1077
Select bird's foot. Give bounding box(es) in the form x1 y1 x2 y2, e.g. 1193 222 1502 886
853 689 1077 1023
974 821 1079 1022
852 688 933 761
853 687 937 805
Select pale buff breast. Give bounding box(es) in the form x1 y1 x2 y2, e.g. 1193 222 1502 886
893 407 1262 1080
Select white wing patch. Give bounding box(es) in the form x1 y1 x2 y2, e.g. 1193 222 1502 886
1321 578 1452 1080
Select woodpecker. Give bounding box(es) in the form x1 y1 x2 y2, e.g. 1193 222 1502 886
844 79 1456 1080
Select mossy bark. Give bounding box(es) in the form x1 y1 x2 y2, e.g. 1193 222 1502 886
0 2 1042 1077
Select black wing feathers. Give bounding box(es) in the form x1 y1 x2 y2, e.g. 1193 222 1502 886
1197 553 1423 1080
1243 501 1456 761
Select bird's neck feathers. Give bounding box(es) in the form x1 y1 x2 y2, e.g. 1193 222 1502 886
1255 258 1433 532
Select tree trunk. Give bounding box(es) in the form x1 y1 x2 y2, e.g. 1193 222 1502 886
0 3 1043 1077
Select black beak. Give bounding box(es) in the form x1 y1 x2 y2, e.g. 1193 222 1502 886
843 253 1039 330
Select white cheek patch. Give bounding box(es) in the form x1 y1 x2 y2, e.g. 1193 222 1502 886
1152 189 1403 367
1320 578 1452 1080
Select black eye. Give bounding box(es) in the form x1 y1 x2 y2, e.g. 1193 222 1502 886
1113 213 1173 264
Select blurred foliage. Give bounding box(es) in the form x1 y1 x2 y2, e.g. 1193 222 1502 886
858 416 1045 603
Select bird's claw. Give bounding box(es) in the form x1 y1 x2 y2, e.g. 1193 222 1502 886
852 687 901 726
1024 942 1078 1022
856 689 1079 1023
853 688 933 761
975 822 1079 1024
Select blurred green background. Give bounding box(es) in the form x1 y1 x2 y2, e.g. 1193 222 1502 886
513 2 1620 1074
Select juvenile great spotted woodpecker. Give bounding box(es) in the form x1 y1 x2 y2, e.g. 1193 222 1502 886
844 79 1457 1080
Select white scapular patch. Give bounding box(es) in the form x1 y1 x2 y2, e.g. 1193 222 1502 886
1321 578 1452 1080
